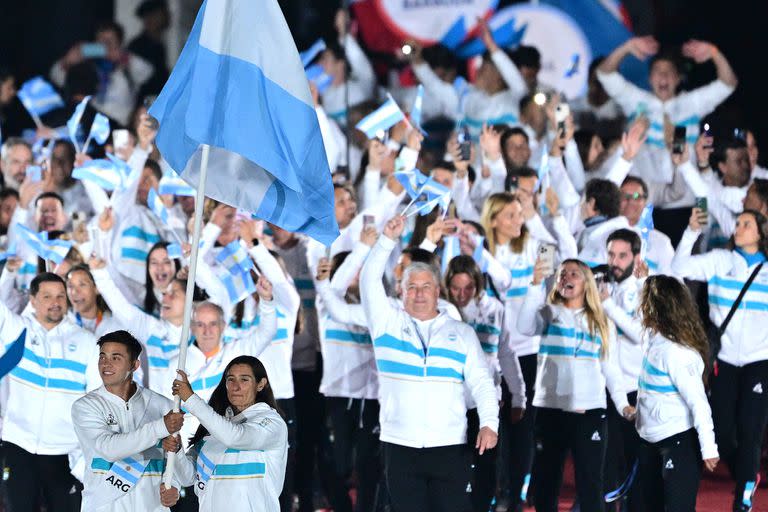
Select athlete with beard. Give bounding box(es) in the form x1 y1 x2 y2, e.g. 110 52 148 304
0 272 100 511
599 229 647 511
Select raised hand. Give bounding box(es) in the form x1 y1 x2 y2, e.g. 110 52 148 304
383 216 406 241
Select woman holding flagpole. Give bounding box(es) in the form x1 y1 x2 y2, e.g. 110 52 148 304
163 355 288 512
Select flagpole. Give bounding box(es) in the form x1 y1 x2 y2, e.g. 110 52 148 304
81 135 92 155
162 143 210 487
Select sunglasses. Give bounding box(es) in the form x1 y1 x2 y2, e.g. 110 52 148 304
621 192 647 201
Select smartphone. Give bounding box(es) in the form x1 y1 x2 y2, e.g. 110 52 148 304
555 103 570 135
25 165 42 183
363 214 375 230
538 244 556 276
672 125 687 155
81 42 107 59
695 197 708 226
457 126 471 161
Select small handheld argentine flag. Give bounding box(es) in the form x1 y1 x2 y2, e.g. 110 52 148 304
15 224 72 264
88 113 111 146
0 242 16 262
300 39 326 68
305 64 333 94
17 77 64 120
166 243 183 260
394 169 428 199
441 235 460 274
158 170 196 197
72 154 131 191
407 177 451 217
216 240 254 276
216 266 256 304
147 188 169 224
67 96 91 150
638 204 654 258
355 94 405 139
410 85 426 135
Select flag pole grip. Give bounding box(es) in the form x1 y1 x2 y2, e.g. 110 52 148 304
162 144 210 488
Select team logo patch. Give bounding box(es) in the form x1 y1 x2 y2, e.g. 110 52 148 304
106 413 118 426
68 343 77 352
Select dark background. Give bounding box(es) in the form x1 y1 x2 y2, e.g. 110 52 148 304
1 0 767 162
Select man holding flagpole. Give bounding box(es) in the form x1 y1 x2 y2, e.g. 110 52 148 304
146 0 339 496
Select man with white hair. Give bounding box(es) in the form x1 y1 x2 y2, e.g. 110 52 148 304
0 137 32 190
360 215 499 512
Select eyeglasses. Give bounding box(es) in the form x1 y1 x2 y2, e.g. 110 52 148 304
621 192 647 201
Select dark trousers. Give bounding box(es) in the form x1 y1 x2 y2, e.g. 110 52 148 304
637 428 702 512
3 442 81 512
501 353 537 510
277 398 298 512
384 442 472 512
534 408 607 512
604 391 641 512
293 360 332 512
710 358 768 509
326 397 381 512
467 408 497 512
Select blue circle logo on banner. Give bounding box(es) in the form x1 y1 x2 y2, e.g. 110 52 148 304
490 4 592 99
374 0 497 45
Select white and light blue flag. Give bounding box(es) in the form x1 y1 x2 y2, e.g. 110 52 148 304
67 96 91 148
216 240 254 275
88 113 111 145
147 188 169 224
148 0 339 245
16 224 72 264
355 94 405 139
17 77 64 119
300 39 326 68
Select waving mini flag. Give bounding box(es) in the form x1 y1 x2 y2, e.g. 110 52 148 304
88 113 111 145
166 243 183 260
305 64 333 94
394 169 428 199
410 85 426 135
215 240 254 276
638 203 654 258
300 39 326 68
0 242 16 262
355 94 405 139
67 96 91 150
17 77 64 122
147 188 169 224
158 170 196 196
406 177 451 217
72 154 131 191
216 266 256 304
441 235 460 274
16 224 72 264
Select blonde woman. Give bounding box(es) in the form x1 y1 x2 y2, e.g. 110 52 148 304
478 191 574 508
636 275 718 512
518 258 632 512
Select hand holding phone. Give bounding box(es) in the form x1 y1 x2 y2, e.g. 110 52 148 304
81 42 107 59
538 244 556 276
672 125 687 155
694 197 708 227
457 126 472 162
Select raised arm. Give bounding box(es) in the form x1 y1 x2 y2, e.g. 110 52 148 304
671 211 726 282
360 217 403 336
91 262 159 342
516 270 549 337
682 39 737 88
599 36 659 74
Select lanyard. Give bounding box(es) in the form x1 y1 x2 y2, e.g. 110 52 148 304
75 310 103 329
411 319 430 358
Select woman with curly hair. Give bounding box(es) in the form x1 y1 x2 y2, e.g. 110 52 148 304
635 275 718 512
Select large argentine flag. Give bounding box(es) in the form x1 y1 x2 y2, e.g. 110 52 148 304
149 0 339 245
